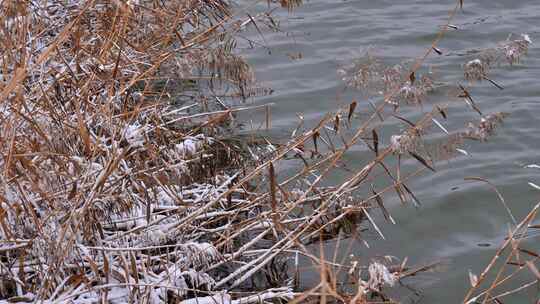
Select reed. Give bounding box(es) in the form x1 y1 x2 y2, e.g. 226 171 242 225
0 0 534 303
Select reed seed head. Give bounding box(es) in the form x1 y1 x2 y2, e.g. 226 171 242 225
502 33 532 65
464 59 488 82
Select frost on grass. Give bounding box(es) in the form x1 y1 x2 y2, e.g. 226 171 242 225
176 134 215 157
367 262 397 291
464 59 489 82
0 0 293 302
124 123 147 148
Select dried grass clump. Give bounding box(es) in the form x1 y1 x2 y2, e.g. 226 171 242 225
0 0 287 302
0 0 530 303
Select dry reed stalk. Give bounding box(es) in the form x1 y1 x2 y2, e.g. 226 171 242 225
463 202 540 303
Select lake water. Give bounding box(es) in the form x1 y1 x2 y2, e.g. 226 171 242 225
240 0 540 302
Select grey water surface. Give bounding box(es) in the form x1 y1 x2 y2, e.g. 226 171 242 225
240 1 540 302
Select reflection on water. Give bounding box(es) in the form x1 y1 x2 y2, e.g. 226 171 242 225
240 0 540 302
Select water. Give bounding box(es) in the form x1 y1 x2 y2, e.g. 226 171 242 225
240 1 540 302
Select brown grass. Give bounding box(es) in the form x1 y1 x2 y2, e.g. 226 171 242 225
0 0 534 303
